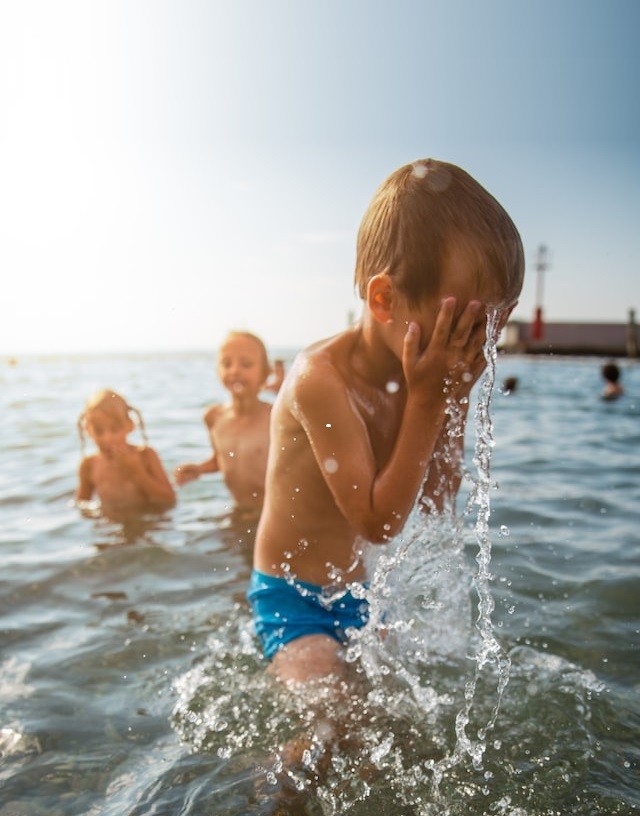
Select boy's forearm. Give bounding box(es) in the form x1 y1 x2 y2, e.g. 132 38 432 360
365 394 448 541
419 407 468 514
198 455 218 474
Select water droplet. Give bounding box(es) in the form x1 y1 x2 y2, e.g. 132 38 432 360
499 525 510 537
324 458 338 474
385 380 400 394
325 423 332 428
411 161 428 179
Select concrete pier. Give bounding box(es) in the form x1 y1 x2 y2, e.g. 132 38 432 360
501 311 639 357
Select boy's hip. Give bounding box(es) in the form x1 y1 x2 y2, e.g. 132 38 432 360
247 569 369 660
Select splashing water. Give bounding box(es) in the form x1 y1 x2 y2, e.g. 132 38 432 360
452 309 512 772
172 313 518 813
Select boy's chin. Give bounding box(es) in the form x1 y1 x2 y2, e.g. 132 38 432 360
230 382 251 395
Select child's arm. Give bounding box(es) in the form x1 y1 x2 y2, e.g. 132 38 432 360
173 454 219 486
76 456 95 501
131 447 176 506
173 404 220 486
418 405 469 515
294 298 486 543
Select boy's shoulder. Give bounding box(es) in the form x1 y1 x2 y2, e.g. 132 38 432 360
288 330 357 405
295 329 355 374
203 403 224 426
299 329 357 371
256 398 273 414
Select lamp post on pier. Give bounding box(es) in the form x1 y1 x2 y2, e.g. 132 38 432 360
532 244 549 341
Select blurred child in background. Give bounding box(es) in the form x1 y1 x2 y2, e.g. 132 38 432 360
174 330 278 511
76 389 175 515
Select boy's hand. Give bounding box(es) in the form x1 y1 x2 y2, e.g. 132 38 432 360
173 464 200 486
402 297 487 403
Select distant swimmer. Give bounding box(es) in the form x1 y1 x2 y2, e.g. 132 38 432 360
174 330 277 512
76 389 175 515
601 361 624 401
502 376 519 394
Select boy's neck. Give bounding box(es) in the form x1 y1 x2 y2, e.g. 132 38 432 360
351 318 404 389
229 392 262 414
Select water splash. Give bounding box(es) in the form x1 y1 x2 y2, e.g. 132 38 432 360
452 308 512 772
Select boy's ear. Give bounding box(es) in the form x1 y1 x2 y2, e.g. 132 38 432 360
367 274 394 324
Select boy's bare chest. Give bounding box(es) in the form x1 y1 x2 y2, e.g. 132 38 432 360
209 415 269 457
349 386 404 463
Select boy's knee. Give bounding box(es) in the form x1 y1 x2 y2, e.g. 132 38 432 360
270 634 344 683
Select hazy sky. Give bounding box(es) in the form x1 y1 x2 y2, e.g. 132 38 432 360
1 0 638 354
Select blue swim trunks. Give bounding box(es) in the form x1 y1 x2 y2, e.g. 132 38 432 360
247 569 370 660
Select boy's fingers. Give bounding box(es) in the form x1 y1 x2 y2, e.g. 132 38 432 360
451 300 484 347
430 297 457 346
468 314 489 350
402 321 421 371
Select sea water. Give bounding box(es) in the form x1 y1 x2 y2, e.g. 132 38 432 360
0 350 638 815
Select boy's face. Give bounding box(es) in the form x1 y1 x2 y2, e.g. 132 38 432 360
217 336 268 396
393 243 517 352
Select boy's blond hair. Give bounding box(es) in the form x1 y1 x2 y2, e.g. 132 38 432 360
355 159 524 306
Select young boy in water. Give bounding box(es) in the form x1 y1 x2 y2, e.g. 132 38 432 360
249 159 524 684
174 331 275 511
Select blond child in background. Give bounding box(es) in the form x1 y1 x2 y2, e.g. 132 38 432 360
76 389 175 514
173 331 276 511
249 158 525 685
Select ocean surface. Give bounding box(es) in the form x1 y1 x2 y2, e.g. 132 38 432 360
0 350 638 815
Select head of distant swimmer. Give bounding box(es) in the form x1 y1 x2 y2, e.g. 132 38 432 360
602 362 621 384
354 159 525 333
217 331 271 395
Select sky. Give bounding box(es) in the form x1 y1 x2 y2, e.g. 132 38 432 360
1 0 638 355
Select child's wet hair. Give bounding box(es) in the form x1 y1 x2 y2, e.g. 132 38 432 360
77 389 147 452
219 330 271 382
354 158 525 306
